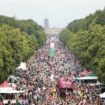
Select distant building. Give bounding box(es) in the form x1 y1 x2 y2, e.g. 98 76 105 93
44 18 49 30
45 27 63 35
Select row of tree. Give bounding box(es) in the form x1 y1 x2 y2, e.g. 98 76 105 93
60 9 105 83
0 16 46 83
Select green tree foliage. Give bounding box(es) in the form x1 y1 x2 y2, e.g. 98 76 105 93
0 16 46 46
0 16 46 83
60 9 105 83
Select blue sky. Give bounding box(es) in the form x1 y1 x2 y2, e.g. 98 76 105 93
0 0 105 28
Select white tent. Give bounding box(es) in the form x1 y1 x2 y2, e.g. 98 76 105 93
0 89 25 94
0 89 25 104
75 76 98 80
0 85 25 94
16 62 27 71
0 87 13 91
3 99 16 104
90 81 102 86
100 92 105 98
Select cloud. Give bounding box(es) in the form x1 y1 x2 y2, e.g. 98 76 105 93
0 0 105 27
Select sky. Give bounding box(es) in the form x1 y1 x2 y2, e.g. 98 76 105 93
0 0 105 28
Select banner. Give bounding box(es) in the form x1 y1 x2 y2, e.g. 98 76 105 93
50 42 55 48
50 47 55 57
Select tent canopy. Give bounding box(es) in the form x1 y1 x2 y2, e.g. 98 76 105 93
16 62 27 71
76 76 98 80
86 71 96 77
0 81 10 88
0 81 13 91
100 92 105 98
80 70 91 76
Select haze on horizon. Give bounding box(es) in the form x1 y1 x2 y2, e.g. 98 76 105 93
0 0 105 28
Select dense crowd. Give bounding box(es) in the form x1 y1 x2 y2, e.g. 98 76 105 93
6 37 101 105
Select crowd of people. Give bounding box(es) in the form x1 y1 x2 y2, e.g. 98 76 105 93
6 37 101 105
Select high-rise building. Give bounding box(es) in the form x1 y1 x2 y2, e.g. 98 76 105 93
44 18 49 30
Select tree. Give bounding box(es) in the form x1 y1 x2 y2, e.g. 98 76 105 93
60 9 105 83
